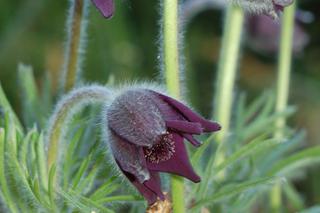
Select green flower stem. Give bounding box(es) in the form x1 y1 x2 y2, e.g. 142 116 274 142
271 3 296 213
162 0 184 212
163 0 181 98
213 4 244 175
46 86 110 181
62 0 88 92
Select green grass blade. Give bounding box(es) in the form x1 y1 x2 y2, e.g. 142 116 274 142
57 189 92 212
241 107 295 141
214 137 279 174
75 166 99 194
89 177 119 201
243 91 271 122
96 195 143 204
299 206 320 213
59 189 115 213
0 128 18 213
0 84 23 132
48 164 57 211
6 139 43 210
192 176 277 210
63 126 85 189
71 154 91 190
17 63 40 127
283 182 304 211
34 132 48 190
267 146 320 176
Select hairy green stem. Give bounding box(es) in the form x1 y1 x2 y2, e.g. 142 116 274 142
61 0 89 92
162 0 184 212
46 86 110 179
213 4 244 177
271 3 296 212
163 0 181 98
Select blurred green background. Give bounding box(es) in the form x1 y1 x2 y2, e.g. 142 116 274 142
0 0 320 205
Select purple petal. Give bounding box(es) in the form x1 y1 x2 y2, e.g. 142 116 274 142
155 92 221 132
143 172 165 201
91 0 114 19
109 130 150 183
182 133 202 147
146 133 200 183
166 120 203 134
117 163 163 205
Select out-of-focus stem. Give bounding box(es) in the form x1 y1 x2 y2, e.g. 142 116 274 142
162 0 184 212
213 4 244 176
198 4 243 199
62 0 88 92
271 3 296 213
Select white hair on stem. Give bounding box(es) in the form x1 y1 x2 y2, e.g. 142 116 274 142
46 84 112 181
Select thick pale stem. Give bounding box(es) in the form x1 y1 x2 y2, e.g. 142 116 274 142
46 86 111 175
197 6 244 198
62 0 89 92
163 0 181 98
271 3 296 213
162 0 184 212
214 4 244 144
213 4 244 177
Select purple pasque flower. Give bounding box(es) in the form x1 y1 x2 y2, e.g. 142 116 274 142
105 88 221 204
91 0 114 18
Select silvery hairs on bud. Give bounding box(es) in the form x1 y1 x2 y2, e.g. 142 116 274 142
231 0 287 18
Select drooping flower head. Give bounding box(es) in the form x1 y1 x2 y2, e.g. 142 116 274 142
103 86 221 204
91 0 114 18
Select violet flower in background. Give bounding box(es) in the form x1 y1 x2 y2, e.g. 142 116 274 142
105 88 221 204
181 0 310 56
91 0 114 18
246 10 311 55
234 0 294 18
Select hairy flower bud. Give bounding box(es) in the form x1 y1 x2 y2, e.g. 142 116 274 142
233 0 293 18
103 86 221 204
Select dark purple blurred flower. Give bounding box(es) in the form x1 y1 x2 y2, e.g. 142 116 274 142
91 0 114 18
234 0 293 19
246 11 310 55
106 89 221 204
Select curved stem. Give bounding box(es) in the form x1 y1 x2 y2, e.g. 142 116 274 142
61 0 89 92
162 0 184 212
271 3 296 213
46 85 111 175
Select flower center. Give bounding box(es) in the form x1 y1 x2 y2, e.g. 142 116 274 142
144 132 175 163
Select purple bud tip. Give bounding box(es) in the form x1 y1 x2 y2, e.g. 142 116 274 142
105 88 221 204
91 0 114 19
